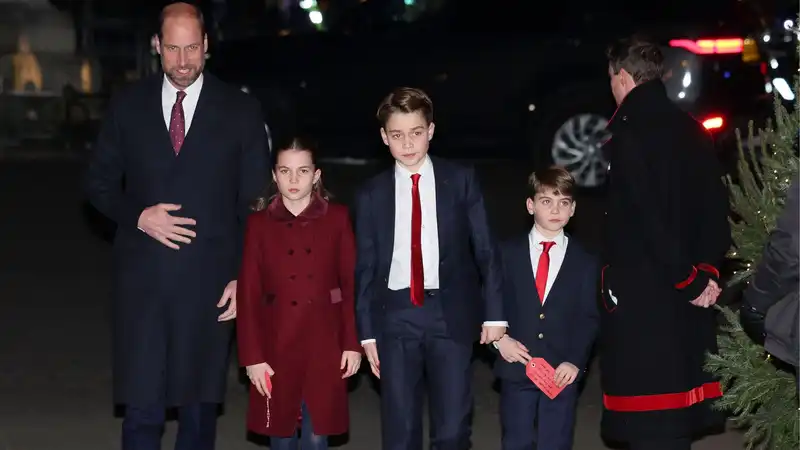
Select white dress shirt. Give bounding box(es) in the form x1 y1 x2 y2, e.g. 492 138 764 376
361 156 505 346
161 74 203 134
529 225 568 304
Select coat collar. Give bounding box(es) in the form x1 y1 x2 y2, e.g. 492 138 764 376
607 79 669 134
267 193 329 223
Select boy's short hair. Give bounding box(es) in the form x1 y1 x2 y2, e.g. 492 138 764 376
376 87 434 127
528 166 576 199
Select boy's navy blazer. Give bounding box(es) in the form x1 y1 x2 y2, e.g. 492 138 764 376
493 233 600 383
353 156 503 344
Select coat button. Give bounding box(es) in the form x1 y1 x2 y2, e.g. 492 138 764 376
288 249 294 255
305 248 311 254
538 333 544 339
307 274 313 279
287 223 293 228
539 313 545 320
289 274 296 280
291 300 298 306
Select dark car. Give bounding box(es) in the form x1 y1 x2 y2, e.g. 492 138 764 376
208 0 770 188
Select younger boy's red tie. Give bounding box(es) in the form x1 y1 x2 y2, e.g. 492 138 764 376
535 241 555 304
410 173 424 306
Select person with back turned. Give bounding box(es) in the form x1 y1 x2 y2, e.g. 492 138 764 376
84 3 268 449
599 36 732 450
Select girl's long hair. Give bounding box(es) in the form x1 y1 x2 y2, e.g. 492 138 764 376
251 135 332 212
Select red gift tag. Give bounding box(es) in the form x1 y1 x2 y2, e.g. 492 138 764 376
265 371 272 395
263 372 273 429
526 358 564 399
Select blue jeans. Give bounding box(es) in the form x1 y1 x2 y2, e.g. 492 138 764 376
270 402 328 450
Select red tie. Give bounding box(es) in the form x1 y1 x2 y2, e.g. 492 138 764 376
410 173 424 306
535 241 555 304
169 90 187 154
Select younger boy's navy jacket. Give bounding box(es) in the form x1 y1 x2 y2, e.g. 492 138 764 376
493 233 600 382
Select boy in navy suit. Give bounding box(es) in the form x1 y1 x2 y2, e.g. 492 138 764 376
354 87 506 450
493 166 599 450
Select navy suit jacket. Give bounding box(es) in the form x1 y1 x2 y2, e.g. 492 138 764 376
494 233 600 383
354 156 503 344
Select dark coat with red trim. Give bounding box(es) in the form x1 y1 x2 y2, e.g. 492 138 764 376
598 80 731 442
236 195 361 437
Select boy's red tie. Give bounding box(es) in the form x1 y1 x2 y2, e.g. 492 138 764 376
535 241 555 304
410 173 424 306
169 90 187 154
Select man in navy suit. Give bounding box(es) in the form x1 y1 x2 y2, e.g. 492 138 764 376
354 87 505 450
493 167 599 450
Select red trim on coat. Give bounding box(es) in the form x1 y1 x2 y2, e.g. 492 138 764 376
600 265 617 313
697 263 720 279
674 266 698 289
603 382 722 412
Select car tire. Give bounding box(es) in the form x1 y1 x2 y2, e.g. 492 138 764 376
530 87 615 189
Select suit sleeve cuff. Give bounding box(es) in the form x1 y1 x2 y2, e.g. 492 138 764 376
360 339 376 346
483 321 508 327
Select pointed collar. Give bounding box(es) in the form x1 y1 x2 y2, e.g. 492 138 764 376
267 193 329 223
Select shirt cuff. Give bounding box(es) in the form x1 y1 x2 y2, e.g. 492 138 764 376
360 339 376 345
483 321 508 327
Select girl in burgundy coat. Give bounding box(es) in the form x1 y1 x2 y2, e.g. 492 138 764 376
236 136 362 449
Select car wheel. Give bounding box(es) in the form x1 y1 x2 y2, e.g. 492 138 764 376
550 112 610 188
531 87 613 189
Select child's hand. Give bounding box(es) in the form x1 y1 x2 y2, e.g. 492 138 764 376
341 351 362 378
246 362 274 397
554 362 579 387
496 335 532 364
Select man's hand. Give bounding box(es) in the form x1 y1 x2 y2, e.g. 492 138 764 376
495 335 532 364
480 325 507 344
217 280 237 321
363 342 380 379
690 279 721 308
246 362 274 397
554 362 579 387
137 203 196 250
341 351 362 379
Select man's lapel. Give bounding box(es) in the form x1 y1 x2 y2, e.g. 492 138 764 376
145 75 176 161
517 235 540 315
176 74 216 161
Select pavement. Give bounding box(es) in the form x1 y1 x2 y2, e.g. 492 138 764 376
0 158 744 449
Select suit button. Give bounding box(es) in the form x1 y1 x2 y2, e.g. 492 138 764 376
539 313 545 320
538 333 544 339
291 300 298 306
288 249 294 255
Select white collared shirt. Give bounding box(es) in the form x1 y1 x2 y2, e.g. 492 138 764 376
529 225 568 304
388 155 440 290
161 74 204 134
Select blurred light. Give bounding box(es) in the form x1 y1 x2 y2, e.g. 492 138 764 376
669 38 743 54
765 82 773 94
770 58 779 69
299 0 314 9
784 19 794 30
762 33 771 43
309 10 323 24
404 0 415 4
678 91 686 99
702 116 724 131
773 78 795 101
682 72 691 88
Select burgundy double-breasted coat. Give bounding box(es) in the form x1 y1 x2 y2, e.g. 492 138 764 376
237 195 361 437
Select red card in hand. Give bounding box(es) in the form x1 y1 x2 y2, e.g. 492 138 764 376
526 358 564 399
264 372 272 395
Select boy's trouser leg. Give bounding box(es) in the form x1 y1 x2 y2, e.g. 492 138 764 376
536 383 579 450
628 437 691 450
500 380 538 450
425 323 473 450
379 309 426 450
174 403 218 450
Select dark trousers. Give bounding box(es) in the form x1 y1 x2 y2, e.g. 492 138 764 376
500 379 578 450
270 402 328 450
379 289 473 450
628 438 691 450
122 403 217 450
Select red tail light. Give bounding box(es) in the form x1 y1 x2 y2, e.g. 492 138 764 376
669 38 744 54
702 116 725 131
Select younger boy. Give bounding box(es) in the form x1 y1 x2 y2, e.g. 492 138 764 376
493 167 599 450
354 87 506 450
